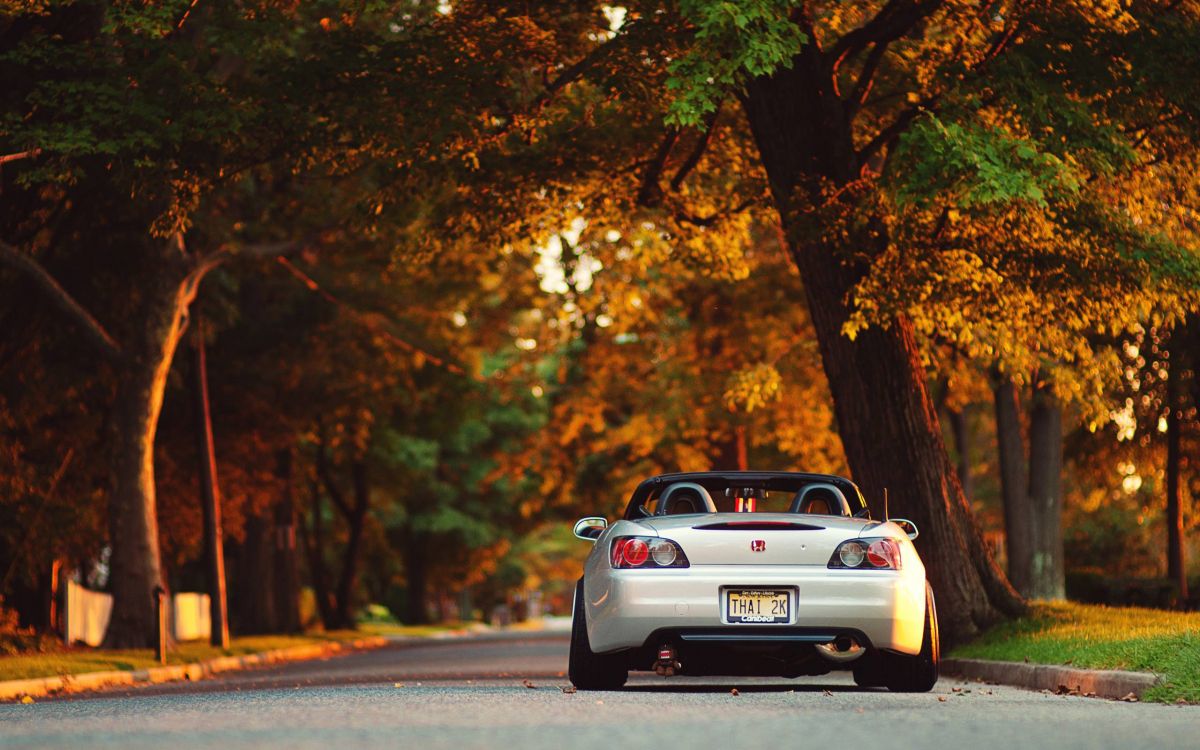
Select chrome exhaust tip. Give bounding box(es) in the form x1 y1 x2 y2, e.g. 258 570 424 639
815 636 865 663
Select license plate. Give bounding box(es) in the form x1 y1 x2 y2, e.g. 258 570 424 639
724 589 791 624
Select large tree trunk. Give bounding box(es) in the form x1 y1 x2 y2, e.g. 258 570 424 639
190 313 229 647
103 261 192 648
992 375 1034 594
1027 381 1065 600
741 63 1023 646
1166 325 1188 600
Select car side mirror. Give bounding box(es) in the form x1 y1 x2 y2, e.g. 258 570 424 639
573 517 607 541
891 518 919 540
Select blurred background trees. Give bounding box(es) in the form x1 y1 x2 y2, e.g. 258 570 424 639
1 0 1198 648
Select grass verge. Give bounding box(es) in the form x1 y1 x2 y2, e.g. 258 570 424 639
0 631 368 683
0 620 482 683
951 601 1200 703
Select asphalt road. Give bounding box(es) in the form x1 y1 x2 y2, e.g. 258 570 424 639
2 631 1196 749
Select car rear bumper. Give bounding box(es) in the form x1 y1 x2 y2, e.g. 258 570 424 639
583 565 926 656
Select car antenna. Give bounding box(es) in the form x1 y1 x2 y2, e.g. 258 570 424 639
884 487 889 522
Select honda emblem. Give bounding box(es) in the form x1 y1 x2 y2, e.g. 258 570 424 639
750 539 766 552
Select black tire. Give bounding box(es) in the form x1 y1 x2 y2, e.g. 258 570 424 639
852 655 887 688
884 582 940 693
568 580 628 690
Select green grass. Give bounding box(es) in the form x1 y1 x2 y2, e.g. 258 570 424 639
358 621 472 638
951 601 1200 703
0 631 367 683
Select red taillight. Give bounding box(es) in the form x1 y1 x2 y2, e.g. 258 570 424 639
829 537 902 570
623 538 649 566
610 536 689 569
866 539 901 569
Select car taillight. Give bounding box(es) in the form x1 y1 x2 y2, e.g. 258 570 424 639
610 536 689 569
828 538 902 570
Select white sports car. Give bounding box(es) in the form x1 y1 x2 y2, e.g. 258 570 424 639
569 471 939 692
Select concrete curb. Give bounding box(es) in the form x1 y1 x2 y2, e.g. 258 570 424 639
0 635 389 703
942 657 1161 700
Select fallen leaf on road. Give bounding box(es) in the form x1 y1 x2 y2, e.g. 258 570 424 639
730 688 740 696
937 696 947 702
822 690 833 697
20 696 34 704
393 683 405 688
522 680 537 689
595 700 604 705
1120 692 1139 702
561 686 577 694
951 687 962 693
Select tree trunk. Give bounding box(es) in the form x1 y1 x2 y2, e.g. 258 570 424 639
403 533 430 625
190 313 229 647
273 449 301 633
332 460 369 629
992 374 1034 595
935 380 974 502
945 406 973 501
103 264 192 648
299 475 336 630
1027 380 1065 600
1166 326 1188 600
741 63 1023 646
234 510 276 633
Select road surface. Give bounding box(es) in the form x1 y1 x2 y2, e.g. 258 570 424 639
1 630 1195 749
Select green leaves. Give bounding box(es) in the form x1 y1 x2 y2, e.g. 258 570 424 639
665 1 807 127
890 112 1082 209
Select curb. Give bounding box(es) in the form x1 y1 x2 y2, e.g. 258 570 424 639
942 657 1161 700
0 635 389 703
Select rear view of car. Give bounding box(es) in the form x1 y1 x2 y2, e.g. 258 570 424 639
568 471 939 692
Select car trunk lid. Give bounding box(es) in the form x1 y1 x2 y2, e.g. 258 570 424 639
638 513 875 566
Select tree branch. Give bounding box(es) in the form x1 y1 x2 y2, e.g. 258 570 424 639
669 105 723 192
316 442 353 519
0 149 41 165
675 196 759 227
0 240 124 362
829 1 945 63
636 129 680 207
857 96 938 167
844 40 891 119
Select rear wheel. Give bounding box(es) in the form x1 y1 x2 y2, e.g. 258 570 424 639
884 582 939 693
851 655 887 688
568 580 628 690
